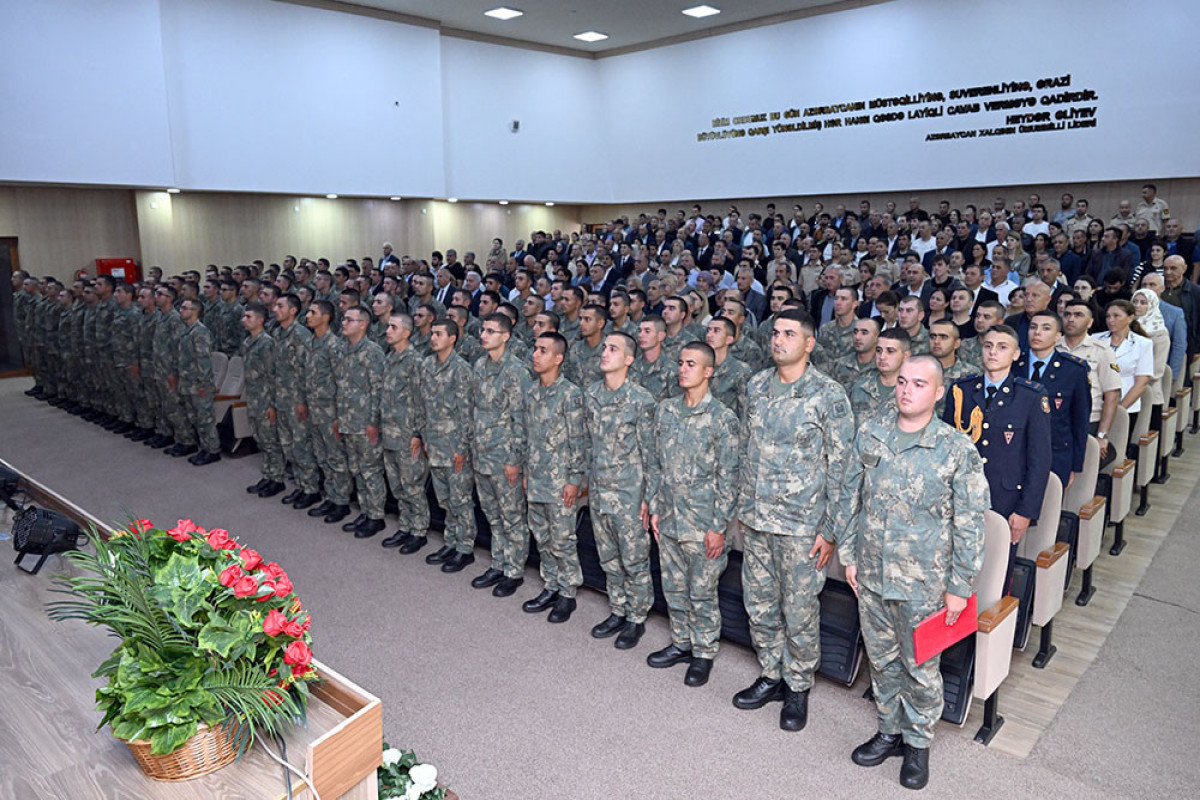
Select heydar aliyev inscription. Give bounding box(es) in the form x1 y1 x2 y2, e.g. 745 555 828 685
697 74 1097 143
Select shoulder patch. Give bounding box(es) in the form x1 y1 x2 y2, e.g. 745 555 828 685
1013 377 1041 391
1058 351 1088 369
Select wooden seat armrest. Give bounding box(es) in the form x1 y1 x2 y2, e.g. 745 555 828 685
1036 541 1070 569
977 596 1019 634
1112 459 1136 477
1078 496 1106 520
1163 407 1177 419
213 394 240 401
1139 430 1159 445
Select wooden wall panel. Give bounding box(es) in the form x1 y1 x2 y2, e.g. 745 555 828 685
0 187 140 283
581 177 1200 232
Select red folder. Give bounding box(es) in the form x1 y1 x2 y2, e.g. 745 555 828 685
912 594 978 664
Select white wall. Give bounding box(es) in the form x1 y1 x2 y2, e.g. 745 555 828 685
597 0 1200 202
439 37 608 204
158 0 445 197
0 0 174 187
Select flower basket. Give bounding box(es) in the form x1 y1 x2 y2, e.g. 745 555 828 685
123 720 241 781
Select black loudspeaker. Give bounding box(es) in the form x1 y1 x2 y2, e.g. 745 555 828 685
12 507 84 575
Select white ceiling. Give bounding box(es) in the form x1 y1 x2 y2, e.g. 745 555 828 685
329 0 871 55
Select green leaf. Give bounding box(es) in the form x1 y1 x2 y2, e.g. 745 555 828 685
111 718 147 742
149 721 198 755
197 620 242 658
123 688 172 715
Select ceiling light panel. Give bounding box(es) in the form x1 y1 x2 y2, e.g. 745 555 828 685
484 7 523 21
682 5 721 18
573 31 609 43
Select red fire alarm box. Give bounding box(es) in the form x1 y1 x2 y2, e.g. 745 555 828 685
96 258 141 284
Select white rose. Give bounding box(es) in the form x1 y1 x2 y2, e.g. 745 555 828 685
409 763 438 793
381 748 402 767
403 786 421 800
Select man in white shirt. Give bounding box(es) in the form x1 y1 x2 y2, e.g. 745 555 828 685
910 221 937 261
1025 204 1051 238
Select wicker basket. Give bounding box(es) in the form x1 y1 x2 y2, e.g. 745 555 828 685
123 721 241 781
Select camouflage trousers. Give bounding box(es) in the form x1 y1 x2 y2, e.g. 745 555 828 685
57 356 78 402
276 402 319 494
475 472 530 579
858 586 945 748
383 448 430 537
528 501 582 598
591 501 653 623
308 409 351 505
99 356 119 415
740 525 826 691
154 373 179 438
342 433 386 519
137 366 158 430
179 392 221 453
115 364 139 424
250 413 285 482
430 463 476 554
658 535 728 659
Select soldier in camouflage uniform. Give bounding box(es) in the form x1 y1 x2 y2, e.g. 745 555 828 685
28 282 51 401
631 315 680 402
333 305 388 538
378 312 432 554
149 285 185 449
240 302 286 497
410 303 436 357
54 289 80 410
850 328 910 427
12 272 32 371
369 292 393 349
216 280 246 355
897 296 930 355
815 287 859 368
171 299 222 464
446 306 484 365
133 287 161 441
303 300 353 524
38 282 63 403
645 342 740 687
108 283 141 434
583 332 660 650
958 301 1005 368
720 298 766 371
418 319 478 573
564 304 606 389
273 295 322 509
93 276 119 422
705 317 754 418
830 318 880 391
929 320 980 418
468 313 533 596
839 356 987 791
733 308 854 733
660 297 694 366
608 291 638 339
520 332 586 623
556 286 584 342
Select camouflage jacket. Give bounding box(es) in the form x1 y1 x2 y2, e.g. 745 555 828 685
934 357 981 417
838 414 988 602
333 336 384 433
710 355 754 419
274 321 312 405
381 345 425 451
730 333 766 372
564 337 604 389
736 366 854 540
153 309 184 375
455 334 484 366
816 319 856 364
631 352 680 403
177 320 215 395
138 309 159 371
305 329 344 416
583 377 659 513
110 305 140 369
217 299 246 355
471 349 530 475
418 352 476 467
850 372 898 427
239 331 277 415
523 374 587 504
94 295 117 355
830 353 876 392
647 391 740 542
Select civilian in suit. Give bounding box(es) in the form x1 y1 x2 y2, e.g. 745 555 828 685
1160 256 1200 380
380 243 400 271
1004 281 1052 352
807 266 841 329
1015 312 1091 486
737 266 769 322
433 268 457 308
942 325 1052 587
1161 219 1195 270
961 264 999 315
1086 228 1136 284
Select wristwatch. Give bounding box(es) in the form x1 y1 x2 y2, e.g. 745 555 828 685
1097 431 1107 439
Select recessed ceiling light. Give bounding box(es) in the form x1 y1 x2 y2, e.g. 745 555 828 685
545 201 555 207
573 31 608 43
326 193 338 199
166 188 181 194
484 7 523 21
682 5 721 18
389 196 401 201
499 200 509 205
447 197 458 203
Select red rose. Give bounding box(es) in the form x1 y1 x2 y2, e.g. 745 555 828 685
283 640 312 668
218 564 243 588
166 519 196 542
291 662 312 678
232 575 259 598
128 518 153 536
262 562 285 580
256 580 277 601
206 528 237 550
263 609 289 637
240 549 263 571
273 575 293 597
282 618 304 638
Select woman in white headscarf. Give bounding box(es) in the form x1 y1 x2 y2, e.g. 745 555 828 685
1131 288 1170 466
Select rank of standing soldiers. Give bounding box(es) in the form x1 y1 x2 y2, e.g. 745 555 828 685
13 255 987 790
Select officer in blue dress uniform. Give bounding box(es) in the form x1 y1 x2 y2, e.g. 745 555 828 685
1014 310 1091 488
942 324 1053 587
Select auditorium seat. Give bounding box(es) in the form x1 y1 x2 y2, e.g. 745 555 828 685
1172 371 1190 456
1103 407 1135 556
1131 402 1158 517
1155 367 1176 483
211 351 229 393
1069 437 1107 606
211 356 251 447
972 509 1022 745
1019 472 1068 668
